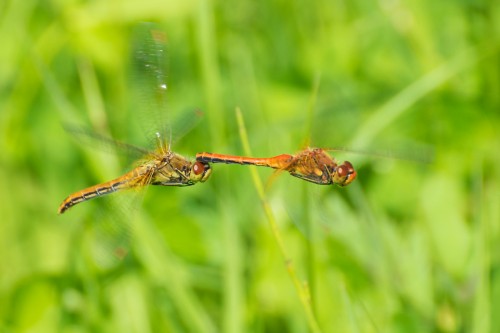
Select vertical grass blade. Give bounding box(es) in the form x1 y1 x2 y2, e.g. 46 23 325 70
236 107 322 333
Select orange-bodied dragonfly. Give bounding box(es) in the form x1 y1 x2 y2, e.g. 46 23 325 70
196 147 356 186
58 24 211 214
58 134 211 214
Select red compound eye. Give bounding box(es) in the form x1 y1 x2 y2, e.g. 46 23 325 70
344 161 354 172
337 165 347 177
193 162 205 175
338 161 354 177
193 161 207 175
334 161 356 186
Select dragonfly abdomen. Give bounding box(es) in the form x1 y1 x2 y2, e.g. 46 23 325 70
58 168 148 214
196 152 293 169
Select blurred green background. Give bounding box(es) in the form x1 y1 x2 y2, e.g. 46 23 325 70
1 0 499 332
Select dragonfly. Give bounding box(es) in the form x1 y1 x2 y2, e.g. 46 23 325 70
196 147 356 187
58 25 211 214
58 135 212 214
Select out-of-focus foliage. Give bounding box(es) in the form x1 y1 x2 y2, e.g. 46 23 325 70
1 0 499 332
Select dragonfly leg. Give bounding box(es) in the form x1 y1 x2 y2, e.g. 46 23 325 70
288 171 329 185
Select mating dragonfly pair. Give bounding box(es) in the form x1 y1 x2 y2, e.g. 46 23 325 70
58 143 356 214
57 24 356 214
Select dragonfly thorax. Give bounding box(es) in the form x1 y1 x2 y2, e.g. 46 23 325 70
151 153 211 186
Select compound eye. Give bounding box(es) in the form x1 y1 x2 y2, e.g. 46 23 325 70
193 161 205 175
344 161 354 173
338 161 354 177
337 165 347 177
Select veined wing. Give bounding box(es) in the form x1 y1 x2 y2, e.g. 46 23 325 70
130 23 172 149
321 145 435 165
63 123 151 159
130 23 206 152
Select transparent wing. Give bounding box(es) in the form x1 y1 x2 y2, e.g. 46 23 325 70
130 23 172 149
322 144 435 165
73 184 149 270
129 23 204 153
63 123 150 159
277 179 350 243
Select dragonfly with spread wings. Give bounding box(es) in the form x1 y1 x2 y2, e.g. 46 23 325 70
58 25 211 214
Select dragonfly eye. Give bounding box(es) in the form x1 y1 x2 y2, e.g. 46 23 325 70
344 161 354 172
342 161 356 185
191 161 212 183
193 161 206 175
337 165 347 177
333 161 356 186
337 161 355 177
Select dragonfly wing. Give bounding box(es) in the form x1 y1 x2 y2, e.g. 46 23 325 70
130 23 172 149
283 181 349 243
63 123 150 159
66 165 154 268
130 24 205 151
78 189 142 269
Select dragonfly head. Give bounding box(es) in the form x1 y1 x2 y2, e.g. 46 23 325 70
191 161 212 183
333 161 356 187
